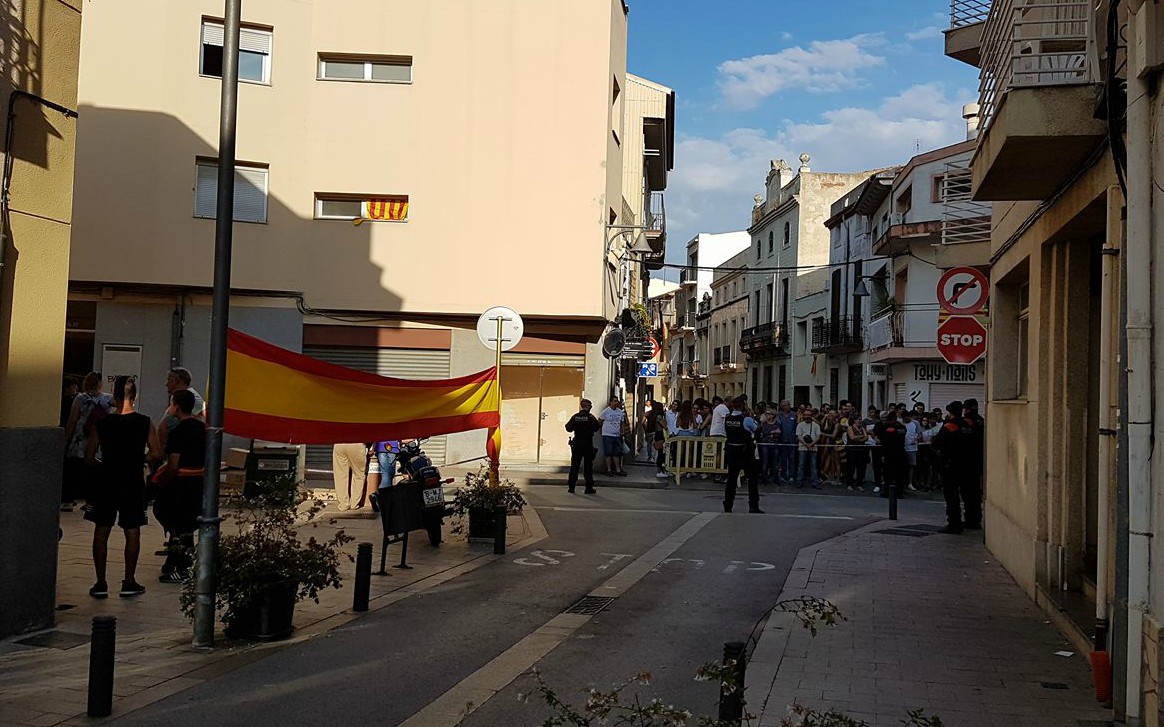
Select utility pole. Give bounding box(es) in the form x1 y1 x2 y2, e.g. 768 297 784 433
193 0 242 648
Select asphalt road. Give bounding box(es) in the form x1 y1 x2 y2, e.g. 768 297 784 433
106 487 942 726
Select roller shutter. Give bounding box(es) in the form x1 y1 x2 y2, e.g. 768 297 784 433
927 383 986 412
303 345 451 469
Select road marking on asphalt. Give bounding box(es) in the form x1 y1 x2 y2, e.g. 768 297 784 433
513 549 576 567
597 553 633 570
395 511 718 727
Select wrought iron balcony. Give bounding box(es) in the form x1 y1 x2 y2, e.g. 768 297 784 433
679 267 697 288
739 322 789 358
812 316 864 354
676 360 705 379
674 314 695 332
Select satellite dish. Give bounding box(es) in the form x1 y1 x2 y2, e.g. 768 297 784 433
602 328 626 359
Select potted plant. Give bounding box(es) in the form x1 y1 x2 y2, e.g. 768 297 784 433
449 466 527 539
180 478 353 641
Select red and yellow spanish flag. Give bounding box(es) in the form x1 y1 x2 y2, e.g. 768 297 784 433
224 329 500 451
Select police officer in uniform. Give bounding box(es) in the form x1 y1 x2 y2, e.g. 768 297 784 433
565 399 601 494
933 400 972 533
724 396 763 514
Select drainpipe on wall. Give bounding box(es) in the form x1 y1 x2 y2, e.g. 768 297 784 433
1095 191 1122 653
1123 12 1154 719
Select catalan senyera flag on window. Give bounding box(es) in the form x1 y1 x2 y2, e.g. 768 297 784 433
224 330 500 457
366 197 408 221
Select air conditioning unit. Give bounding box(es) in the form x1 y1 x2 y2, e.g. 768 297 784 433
867 363 888 379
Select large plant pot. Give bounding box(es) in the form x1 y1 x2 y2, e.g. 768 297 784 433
224 581 297 641
467 506 501 540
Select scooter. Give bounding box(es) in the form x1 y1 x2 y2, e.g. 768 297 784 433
395 439 454 546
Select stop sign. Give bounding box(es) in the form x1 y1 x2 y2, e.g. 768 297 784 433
936 316 988 364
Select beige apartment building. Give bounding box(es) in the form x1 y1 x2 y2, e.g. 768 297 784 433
945 0 1164 722
0 0 81 637
705 251 748 399
67 0 672 468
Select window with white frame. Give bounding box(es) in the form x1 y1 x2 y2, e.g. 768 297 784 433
318 54 412 83
201 20 272 84
194 160 268 223
314 194 409 222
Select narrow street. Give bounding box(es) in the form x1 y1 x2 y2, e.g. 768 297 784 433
99 488 905 726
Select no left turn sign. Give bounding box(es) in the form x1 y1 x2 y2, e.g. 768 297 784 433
937 266 989 315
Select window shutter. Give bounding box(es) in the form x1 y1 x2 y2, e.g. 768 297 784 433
194 163 267 223
202 22 270 55
234 166 268 223
239 28 271 55
202 22 225 47
195 163 218 218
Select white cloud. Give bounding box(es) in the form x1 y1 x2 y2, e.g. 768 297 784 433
717 34 886 110
905 26 944 42
661 83 974 266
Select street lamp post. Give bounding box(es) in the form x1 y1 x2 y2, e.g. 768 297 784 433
604 225 656 456
193 0 242 648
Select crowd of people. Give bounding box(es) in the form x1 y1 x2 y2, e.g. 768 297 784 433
567 393 985 534
59 368 207 599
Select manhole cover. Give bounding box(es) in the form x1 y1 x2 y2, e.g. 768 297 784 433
14 631 89 650
565 596 616 616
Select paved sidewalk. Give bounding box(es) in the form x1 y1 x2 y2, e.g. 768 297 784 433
0 502 545 727
749 518 1112 727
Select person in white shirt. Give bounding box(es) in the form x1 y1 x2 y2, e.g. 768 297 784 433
665 401 679 435
597 398 628 477
903 411 922 492
709 396 729 437
795 412 822 488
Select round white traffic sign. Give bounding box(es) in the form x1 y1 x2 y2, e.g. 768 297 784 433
477 306 524 352
937 267 989 315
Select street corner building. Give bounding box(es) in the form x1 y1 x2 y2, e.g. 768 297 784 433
0 0 82 638
64 1 673 471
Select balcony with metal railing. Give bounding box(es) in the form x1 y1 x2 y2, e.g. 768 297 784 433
867 308 942 362
739 322 789 359
811 316 864 355
938 162 992 268
679 267 697 288
947 0 990 65
971 0 1106 200
676 359 706 380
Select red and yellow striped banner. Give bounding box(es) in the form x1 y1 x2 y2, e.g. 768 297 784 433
366 197 408 221
224 329 500 449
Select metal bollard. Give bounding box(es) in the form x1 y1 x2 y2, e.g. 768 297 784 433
889 486 899 521
353 542 372 612
87 615 117 717
493 505 507 555
717 641 747 723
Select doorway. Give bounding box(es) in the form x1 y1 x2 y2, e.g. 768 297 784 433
500 365 585 464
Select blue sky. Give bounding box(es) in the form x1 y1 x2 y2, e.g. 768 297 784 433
626 0 981 278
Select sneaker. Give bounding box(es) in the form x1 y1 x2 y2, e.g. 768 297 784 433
89 581 109 599
655 471 669 478
615 471 628 477
857 486 866 492
568 487 576 493
119 581 146 597
811 482 822 490
369 492 380 513
872 486 882 495
846 486 854 492
907 484 919 492
158 571 186 584
748 507 765 514
584 488 597 495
